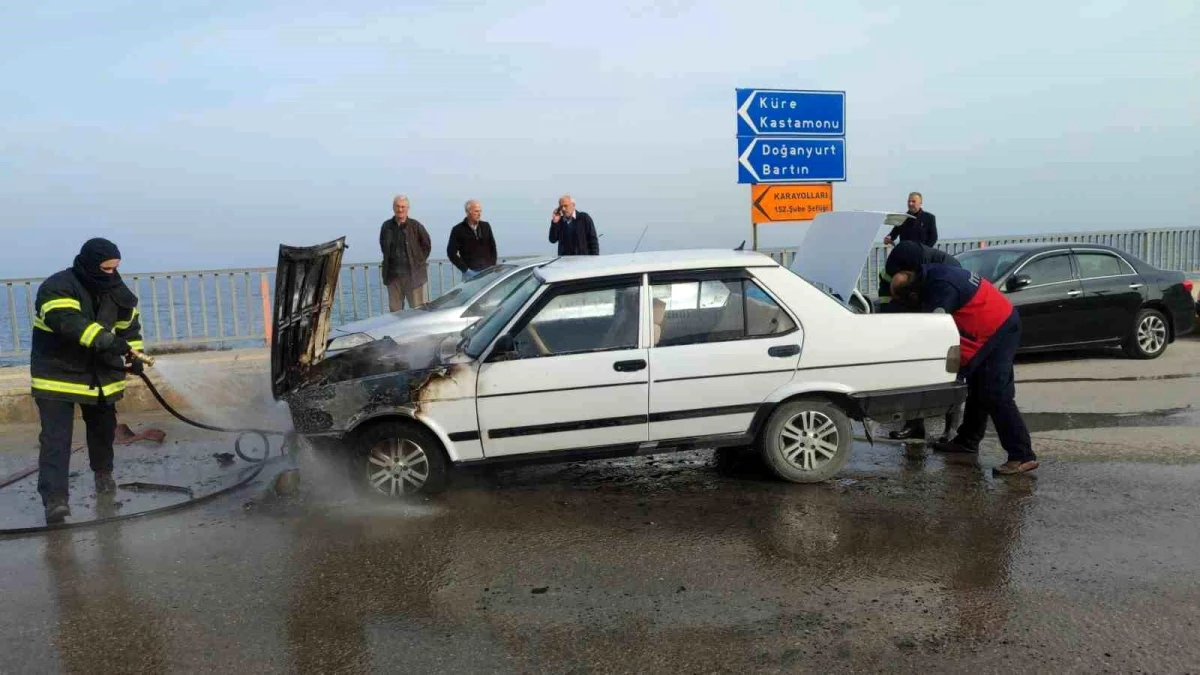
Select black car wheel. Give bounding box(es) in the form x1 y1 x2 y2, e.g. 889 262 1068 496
1123 308 1169 360
353 420 449 498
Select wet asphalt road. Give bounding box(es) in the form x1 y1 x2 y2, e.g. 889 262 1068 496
2 339 1200 674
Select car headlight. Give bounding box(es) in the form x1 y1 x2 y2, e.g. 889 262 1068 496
327 333 375 352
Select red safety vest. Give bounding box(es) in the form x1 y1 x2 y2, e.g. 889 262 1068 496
952 278 1013 364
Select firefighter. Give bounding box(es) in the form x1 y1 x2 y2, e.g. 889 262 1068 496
881 241 963 442
889 263 1039 475
31 238 145 523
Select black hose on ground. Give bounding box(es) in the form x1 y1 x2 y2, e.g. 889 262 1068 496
0 371 295 537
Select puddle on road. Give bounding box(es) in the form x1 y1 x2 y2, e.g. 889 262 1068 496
1019 372 1200 384
1023 407 1200 433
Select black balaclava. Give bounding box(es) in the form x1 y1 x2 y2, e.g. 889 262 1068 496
72 238 125 294
885 241 927 277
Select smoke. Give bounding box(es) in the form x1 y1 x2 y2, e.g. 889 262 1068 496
148 355 292 433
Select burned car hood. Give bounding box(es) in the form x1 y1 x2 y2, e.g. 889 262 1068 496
789 210 909 304
271 237 346 400
293 330 462 392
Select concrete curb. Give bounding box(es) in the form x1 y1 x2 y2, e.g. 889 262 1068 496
0 348 270 424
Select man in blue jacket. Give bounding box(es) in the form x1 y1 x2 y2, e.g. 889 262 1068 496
890 263 1039 475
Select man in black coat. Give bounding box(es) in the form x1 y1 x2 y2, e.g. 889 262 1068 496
548 194 599 256
884 192 938 248
447 199 498 279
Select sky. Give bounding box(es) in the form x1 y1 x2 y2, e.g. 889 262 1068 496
1 0 1197 277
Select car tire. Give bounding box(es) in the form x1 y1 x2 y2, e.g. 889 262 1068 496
1123 308 1169 360
759 398 853 484
352 420 449 498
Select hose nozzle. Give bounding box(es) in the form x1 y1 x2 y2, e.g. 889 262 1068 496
131 351 156 367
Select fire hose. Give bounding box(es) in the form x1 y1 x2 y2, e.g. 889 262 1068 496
0 352 296 537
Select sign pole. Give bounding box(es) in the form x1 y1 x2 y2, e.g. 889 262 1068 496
752 221 759 251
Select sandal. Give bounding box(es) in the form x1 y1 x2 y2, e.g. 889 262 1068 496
993 460 1039 475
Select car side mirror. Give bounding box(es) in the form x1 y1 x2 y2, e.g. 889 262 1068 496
489 333 517 361
1007 275 1032 292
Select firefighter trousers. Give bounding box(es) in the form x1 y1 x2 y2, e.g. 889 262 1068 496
36 398 116 504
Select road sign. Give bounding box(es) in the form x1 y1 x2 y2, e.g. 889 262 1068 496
751 184 833 224
737 137 846 184
736 89 845 137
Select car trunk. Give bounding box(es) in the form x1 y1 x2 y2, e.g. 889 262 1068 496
788 210 909 305
271 237 346 400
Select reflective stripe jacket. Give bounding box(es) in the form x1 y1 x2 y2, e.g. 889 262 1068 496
30 269 142 404
918 264 1014 364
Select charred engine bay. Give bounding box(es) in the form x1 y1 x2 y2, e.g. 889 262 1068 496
284 335 460 435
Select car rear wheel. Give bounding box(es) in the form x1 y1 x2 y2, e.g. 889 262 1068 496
354 421 449 498
760 398 853 483
1123 308 1169 360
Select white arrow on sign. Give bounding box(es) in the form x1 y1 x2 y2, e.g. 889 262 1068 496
738 90 761 134
738 138 760 181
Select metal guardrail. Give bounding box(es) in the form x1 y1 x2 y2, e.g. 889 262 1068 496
3 227 1198 360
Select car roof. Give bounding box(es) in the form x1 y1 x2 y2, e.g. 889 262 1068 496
535 249 778 283
958 242 1123 254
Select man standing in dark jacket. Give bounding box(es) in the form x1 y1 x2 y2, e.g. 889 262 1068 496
881 241 963 443
380 194 432 311
548 194 599 256
884 192 938 247
447 199 498 280
31 238 144 523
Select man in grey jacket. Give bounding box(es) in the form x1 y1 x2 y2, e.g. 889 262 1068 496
379 195 432 311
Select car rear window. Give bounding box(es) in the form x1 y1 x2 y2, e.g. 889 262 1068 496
1076 252 1133 279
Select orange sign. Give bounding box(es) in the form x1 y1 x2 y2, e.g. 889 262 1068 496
751 183 833 224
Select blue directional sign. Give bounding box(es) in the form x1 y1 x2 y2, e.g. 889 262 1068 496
737 137 846 184
736 89 845 137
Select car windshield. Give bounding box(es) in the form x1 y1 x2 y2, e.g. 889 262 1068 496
462 273 543 358
422 264 517 311
956 249 1027 282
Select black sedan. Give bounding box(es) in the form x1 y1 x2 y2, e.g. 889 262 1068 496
954 243 1196 359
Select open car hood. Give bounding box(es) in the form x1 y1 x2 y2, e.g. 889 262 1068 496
270 237 346 399
788 210 909 304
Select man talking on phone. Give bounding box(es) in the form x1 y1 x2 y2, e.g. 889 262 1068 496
548 194 599 256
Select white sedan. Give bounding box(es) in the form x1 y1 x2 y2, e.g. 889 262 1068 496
272 212 965 497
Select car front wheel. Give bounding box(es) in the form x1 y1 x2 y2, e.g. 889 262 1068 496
1123 308 1169 360
354 421 449 498
760 398 853 483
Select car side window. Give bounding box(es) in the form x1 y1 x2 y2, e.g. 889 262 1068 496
1019 254 1074 286
650 278 794 347
745 281 796 336
1075 252 1131 279
512 282 641 358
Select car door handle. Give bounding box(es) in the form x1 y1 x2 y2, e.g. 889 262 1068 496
613 359 647 372
1129 283 1144 289
768 345 801 358
1066 290 1082 297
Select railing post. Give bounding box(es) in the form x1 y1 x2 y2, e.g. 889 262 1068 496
260 273 272 346
7 284 19 354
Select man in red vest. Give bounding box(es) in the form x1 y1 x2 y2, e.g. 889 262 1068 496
890 264 1038 475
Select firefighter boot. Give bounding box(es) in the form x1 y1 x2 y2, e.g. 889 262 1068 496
45 496 71 524
95 470 117 495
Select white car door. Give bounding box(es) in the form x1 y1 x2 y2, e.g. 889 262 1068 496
646 270 802 442
476 276 650 457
